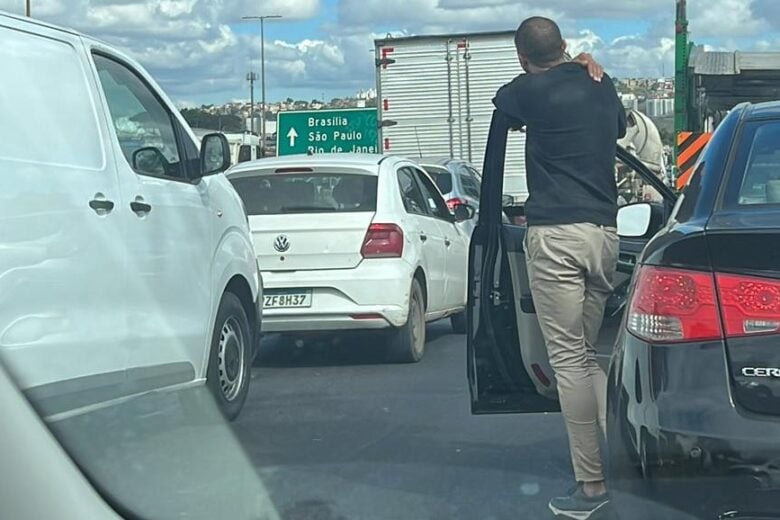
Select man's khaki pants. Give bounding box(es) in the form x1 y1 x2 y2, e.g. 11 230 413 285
524 223 619 483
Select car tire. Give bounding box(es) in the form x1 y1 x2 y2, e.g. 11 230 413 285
206 292 251 421
387 279 426 363
450 311 467 334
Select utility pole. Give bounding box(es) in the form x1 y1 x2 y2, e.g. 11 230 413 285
242 15 282 156
25 0 30 16
246 72 258 133
675 0 690 140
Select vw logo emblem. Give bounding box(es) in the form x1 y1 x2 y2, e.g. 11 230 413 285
273 234 290 253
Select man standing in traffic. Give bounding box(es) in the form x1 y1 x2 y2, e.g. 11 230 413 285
488 17 626 519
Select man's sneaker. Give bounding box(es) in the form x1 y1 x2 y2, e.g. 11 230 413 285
548 483 610 520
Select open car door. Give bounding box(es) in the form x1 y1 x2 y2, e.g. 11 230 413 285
467 115 678 415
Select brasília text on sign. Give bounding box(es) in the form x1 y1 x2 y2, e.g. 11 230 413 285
277 108 379 156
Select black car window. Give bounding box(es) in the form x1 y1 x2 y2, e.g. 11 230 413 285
397 167 429 216
616 158 663 206
726 121 780 207
413 168 452 221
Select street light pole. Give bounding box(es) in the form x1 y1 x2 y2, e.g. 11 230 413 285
246 72 258 133
242 14 282 156
25 0 30 16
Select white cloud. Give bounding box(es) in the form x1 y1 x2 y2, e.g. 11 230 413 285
1 0 778 103
688 0 765 37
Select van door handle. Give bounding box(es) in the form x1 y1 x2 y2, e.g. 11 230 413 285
89 194 114 215
419 233 428 242
130 198 152 216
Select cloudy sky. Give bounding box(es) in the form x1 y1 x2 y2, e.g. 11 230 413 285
1 0 778 105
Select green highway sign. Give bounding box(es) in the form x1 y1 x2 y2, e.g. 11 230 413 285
276 108 379 156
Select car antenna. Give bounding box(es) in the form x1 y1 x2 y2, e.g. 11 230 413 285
414 127 422 158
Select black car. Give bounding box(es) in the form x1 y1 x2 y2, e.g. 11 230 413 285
468 101 780 519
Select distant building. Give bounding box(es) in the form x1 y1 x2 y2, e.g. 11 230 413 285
645 97 674 118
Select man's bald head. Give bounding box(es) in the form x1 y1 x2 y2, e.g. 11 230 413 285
514 17 565 68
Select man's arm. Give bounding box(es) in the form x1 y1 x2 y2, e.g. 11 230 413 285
571 52 604 82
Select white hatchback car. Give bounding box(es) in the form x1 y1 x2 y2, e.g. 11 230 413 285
227 154 474 362
0 12 261 420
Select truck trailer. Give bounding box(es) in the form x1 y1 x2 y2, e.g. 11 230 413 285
374 30 529 203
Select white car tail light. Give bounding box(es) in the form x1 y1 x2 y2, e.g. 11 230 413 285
361 223 403 258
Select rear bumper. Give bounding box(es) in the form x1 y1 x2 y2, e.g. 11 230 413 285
260 259 413 333
608 333 780 518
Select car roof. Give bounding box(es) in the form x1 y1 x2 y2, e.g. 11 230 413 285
419 157 468 167
226 153 391 176
744 101 780 120
0 9 82 36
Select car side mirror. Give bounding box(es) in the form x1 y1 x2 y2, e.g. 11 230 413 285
617 202 653 238
453 203 476 222
132 147 168 176
198 133 231 178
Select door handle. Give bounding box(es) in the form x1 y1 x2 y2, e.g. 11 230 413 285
419 233 428 242
445 238 452 247
88 194 114 215
130 197 152 216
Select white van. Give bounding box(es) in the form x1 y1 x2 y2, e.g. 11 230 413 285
0 12 262 420
225 132 263 165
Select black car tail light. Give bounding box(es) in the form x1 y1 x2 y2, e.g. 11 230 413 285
627 266 722 343
716 273 780 338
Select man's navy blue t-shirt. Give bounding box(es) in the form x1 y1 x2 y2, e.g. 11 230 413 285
494 62 627 227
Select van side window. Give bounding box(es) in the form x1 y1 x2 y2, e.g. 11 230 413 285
93 54 184 180
0 27 102 169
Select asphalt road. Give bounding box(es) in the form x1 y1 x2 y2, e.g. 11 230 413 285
232 321 575 520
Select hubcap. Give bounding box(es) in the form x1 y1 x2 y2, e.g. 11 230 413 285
218 316 245 402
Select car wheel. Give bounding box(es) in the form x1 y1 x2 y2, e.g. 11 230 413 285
206 292 251 421
387 279 426 363
450 311 467 334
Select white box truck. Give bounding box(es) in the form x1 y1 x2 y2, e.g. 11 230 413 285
375 30 528 203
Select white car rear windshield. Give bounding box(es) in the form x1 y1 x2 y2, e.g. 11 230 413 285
231 173 378 215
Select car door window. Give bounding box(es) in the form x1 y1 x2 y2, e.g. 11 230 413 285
413 168 453 221
616 158 664 206
93 54 185 180
397 167 429 216
423 165 453 195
